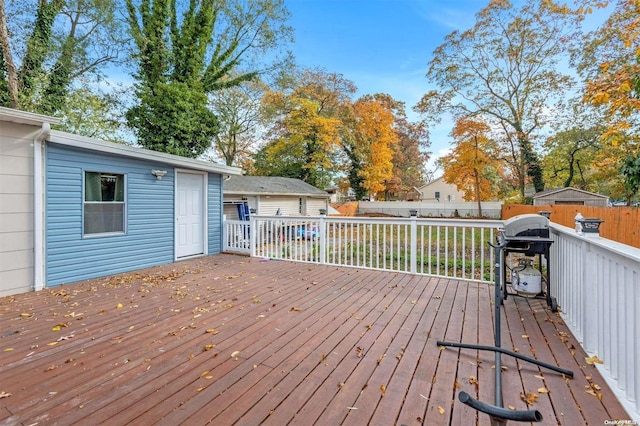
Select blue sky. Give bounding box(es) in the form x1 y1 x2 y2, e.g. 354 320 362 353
285 0 487 170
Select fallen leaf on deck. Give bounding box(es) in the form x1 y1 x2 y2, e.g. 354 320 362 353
522 334 529 339
201 370 210 377
585 355 603 365
231 350 240 359
0 392 12 399
205 329 219 334
534 374 544 379
290 307 302 312
3 348 13 352
57 334 74 341
347 407 357 410
203 344 214 352
520 392 538 405
538 387 549 393
508 405 516 410
47 341 59 346
20 313 32 318
469 375 479 385
116 303 123 309
380 385 386 395
438 406 445 415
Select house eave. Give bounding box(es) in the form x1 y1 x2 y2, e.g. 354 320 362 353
48 130 243 176
224 191 330 198
0 106 61 126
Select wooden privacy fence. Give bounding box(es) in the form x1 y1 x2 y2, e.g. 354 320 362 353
502 204 640 248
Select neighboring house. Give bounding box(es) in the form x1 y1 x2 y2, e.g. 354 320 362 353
0 107 241 297
406 187 422 201
533 187 609 207
417 176 466 203
223 176 330 219
381 186 422 202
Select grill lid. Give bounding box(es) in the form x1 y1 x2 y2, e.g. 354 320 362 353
501 214 549 237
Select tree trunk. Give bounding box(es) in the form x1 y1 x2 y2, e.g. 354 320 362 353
474 169 482 217
0 0 19 107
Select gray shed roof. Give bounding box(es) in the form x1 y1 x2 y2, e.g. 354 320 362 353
223 176 329 198
533 187 608 199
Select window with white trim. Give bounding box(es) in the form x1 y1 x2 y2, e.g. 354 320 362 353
84 171 126 235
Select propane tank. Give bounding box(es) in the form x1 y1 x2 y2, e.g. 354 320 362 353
513 258 542 297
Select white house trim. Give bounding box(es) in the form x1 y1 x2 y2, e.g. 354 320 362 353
33 123 50 291
48 130 242 177
174 169 209 260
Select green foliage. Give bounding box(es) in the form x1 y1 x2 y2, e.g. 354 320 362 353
621 154 640 199
126 0 291 157
209 79 267 166
542 127 602 190
2 0 127 113
126 82 219 157
56 86 127 141
0 55 9 106
18 0 64 104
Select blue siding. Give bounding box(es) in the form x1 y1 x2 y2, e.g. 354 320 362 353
208 173 222 254
45 143 223 287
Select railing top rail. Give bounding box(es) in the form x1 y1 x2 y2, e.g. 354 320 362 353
551 223 640 264
251 215 504 228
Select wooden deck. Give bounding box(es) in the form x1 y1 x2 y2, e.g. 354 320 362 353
0 254 631 425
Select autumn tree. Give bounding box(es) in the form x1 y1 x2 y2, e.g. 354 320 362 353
441 117 502 216
1 0 126 113
255 69 354 188
125 0 292 158
371 94 430 198
577 0 640 203
416 0 583 199
341 95 398 200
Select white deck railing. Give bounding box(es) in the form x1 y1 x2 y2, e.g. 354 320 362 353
225 215 502 283
223 215 640 421
549 224 640 420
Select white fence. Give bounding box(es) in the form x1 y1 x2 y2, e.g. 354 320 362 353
223 215 640 421
358 201 503 218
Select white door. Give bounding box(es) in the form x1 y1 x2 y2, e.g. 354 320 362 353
176 172 206 258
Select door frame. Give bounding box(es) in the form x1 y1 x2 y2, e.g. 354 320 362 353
174 169 208 260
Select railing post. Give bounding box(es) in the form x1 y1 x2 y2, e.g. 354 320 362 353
222 218 228 252
250 216 256 257
410 213 417 274
319 213 326 265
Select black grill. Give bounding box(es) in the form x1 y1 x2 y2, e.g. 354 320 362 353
499 213 556 311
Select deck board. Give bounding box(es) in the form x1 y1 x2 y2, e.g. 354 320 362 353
0 253 631 425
